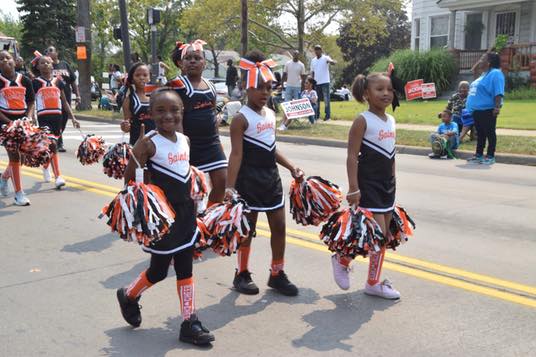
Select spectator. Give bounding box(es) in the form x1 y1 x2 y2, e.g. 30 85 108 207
466 52 505 165
446 81 469 138
338 85 351 101
282 50 305 102
225 59 238 96
110 64 123 94
278 77 317 130
310 44 336 121
157 55 169 85
429 110 459 159
15 56 32 79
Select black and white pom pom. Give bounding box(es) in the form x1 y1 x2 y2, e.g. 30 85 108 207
102 142 131 179
77 134 106 165
387 205 416 250
190 166 208 201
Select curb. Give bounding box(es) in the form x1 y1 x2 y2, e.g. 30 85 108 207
77 114 536 167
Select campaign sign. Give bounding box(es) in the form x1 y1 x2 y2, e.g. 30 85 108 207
404 79 424 101
281 98 315 119
421 83 437 99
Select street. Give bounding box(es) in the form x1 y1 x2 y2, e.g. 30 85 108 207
1 119 536 356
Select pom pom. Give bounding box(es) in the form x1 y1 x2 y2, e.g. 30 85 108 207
320 208 386 259
0 119 54 167
197 195 251 256
0 118 33 151
102 142 131 179
190 166 208 201
77 134 106 165
289 176 342 226
388 205 416 249
99 182 176 246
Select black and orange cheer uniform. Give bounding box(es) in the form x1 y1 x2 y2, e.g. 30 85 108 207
32 76 65 136
169 76 227 173
0 73 34 121
127 90 154 145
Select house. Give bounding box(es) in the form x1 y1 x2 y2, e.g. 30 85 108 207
411 0 536 74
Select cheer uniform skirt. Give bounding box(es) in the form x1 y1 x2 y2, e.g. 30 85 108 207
236 164 284 212
190 139 227 173
358 174 396 213
38 114 63 137
141 199 199 255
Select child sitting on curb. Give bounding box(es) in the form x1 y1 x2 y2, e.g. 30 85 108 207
429 109 459 159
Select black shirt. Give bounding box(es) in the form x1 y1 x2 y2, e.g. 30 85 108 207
52 60 76 102
226 65 238 86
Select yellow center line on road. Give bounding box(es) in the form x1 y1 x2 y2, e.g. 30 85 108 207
2 160 536 308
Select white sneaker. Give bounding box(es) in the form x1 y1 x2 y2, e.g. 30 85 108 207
0 178 9 196
42 168 52 183
277 124 287 131
14 191 30 206
55 176 66 189
365 279 400 300
331 254 351 290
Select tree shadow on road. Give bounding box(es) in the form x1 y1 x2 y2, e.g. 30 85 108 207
61 232 116 254
292 291 398 352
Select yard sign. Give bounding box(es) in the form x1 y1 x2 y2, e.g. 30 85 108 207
404 79 424 101
421 83 437 99
281 98 315 119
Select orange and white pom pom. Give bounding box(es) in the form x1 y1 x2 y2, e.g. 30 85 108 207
190 166 208 201
388 205 415 249
77 134 106 165
102 142 131 179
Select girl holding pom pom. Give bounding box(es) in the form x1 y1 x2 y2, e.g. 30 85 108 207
226 50 304 296
0 50 35 206
117 88 214 346
331 72 401 299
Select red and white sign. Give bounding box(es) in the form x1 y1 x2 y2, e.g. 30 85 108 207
421 83 437 99
404 79 424 101
281 98 315 119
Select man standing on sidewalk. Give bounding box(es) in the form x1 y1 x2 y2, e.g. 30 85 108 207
310 44 336 121
226 59 239 98
282 51 306 102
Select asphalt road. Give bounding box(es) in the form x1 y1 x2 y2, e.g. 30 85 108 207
1 120 535 356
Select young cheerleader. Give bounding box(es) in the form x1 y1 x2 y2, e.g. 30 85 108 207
0 50 36 206
226 50 304 296
117 88 214 346
330 72 400 299
119 62 154 145
169 40 227 205
32 55 80 188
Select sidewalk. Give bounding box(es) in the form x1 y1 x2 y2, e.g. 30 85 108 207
325 120 536 137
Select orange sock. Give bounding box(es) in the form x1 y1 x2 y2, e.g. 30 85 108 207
271 259 284 276
51 154 61 177
2 164 11 179
367 247 386 286
177 277 195 320
10 161 22 192
207 200 218 208
338 254 352 267
126 270 153 299
237 246 251 273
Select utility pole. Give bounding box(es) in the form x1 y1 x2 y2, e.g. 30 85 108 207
118 0 132 70
241 0 248 56
147 8 161 83
76 0 92 110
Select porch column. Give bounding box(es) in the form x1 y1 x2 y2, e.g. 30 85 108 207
448 10 457 49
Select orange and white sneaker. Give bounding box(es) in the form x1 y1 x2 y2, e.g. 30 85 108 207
365 279 400 300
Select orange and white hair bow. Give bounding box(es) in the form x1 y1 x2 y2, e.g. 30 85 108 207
31 50 43 66
179 39 207 59
239 58 277 89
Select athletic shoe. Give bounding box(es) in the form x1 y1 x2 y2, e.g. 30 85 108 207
116 288 142 327
179 314 215 346
440 154 448 159
466 155 483 163
323 117 331 121
277 124 287 131
42 168 51 183
0 178 9 196
55 176 66 189
267 270 298 296
365 279 400 300
331 254 351 290
14 191 30 206
58 144 66 153
233 269 259 295
482 156 496 165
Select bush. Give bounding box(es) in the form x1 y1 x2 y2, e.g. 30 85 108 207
505 87 536 100
370 49 458 94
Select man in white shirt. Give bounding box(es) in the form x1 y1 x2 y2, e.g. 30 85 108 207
282 51 306 102
310 44 336 121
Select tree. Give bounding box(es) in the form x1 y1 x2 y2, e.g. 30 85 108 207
0 10 22 42
336 0 410 84
17 0 77 62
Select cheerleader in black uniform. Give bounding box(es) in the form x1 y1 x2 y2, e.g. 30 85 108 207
169 40 227 206
0 50 35 206
331 73 400 300
119 62 155 145
226 50 304 296
32 55 80 189
117 88 214 346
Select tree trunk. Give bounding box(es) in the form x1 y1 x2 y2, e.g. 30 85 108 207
210 46 220 78
297 0 305 58
76 0 92 110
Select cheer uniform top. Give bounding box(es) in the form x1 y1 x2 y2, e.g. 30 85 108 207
169 76 227 172
358 111 396 212
235 105 283 212
143 130 198 255
128 90 154 145
0 73 34 121
32 76 65 136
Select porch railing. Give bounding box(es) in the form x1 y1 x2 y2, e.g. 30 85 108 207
507 43 536 70
457 50 486 70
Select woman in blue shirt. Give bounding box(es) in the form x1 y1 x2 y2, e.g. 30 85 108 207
465 52 505 165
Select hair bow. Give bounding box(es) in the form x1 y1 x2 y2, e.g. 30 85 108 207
179 39 207 59
31 50 43 66
239 58 277 89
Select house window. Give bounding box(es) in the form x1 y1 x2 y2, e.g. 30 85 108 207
496 12 516 37
414 18 420 50
430 15 449 48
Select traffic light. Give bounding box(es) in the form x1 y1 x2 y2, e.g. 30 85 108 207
147 8 161 25
113 27 122 41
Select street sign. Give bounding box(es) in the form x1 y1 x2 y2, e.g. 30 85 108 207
422 83 437 99
76 45 87 60
404 79 424 101
75 26 86 43
281 98 315 119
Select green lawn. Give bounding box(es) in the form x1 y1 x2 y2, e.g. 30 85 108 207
277 123 536 156
328 100 536 130
75 108 122 120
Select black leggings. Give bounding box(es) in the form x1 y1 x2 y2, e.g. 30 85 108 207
473 109 497 157
145 247 194 284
